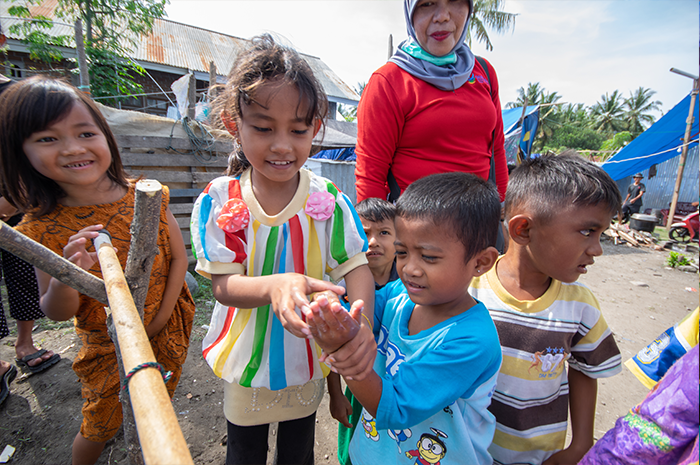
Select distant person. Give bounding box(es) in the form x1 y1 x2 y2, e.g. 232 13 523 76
333 197 400 465
469 153 623 465
620 172 645 223
189 35 374 465
354 0 508 205
0 77 195 465
309 172 503 465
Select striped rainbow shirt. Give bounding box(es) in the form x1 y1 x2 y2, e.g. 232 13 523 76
191 168 368 390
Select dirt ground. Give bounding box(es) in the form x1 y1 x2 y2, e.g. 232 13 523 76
1 240 698 465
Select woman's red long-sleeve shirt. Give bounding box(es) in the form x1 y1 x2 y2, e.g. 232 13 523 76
355 58 508 202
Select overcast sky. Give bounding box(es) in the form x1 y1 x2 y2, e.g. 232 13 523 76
166 0 698 117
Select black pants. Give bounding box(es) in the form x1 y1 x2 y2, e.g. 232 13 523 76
621 202 641 222
226 412 316 465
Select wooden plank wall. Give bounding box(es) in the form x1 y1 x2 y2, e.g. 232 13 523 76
116 135 232 267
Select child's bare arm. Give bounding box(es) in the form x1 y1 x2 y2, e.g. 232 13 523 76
38 224 104 320
146 208 187 338
211 273 346 339
543 367 597 465
327 372 353 428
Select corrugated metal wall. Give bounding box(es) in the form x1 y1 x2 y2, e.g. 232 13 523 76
303 159 358 205
615 146 699 211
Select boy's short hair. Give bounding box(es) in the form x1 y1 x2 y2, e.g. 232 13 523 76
355 197 396 224
396 172 500 263
505 153 622 222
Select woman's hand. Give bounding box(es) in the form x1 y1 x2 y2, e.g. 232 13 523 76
63 224 106 271
269 274 345 339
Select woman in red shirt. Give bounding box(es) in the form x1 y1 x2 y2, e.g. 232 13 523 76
354 0 507 203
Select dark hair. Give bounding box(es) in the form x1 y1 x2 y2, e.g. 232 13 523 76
355 197 396 223
396 172 500 263
0 77 129 216
215 34 329 177
505 152 622 222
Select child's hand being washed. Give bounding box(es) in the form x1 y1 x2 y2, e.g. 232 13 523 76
269 274 346 339
308 292 377 381
307 291 361 353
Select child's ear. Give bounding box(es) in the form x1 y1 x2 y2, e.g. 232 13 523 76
507 215 532 246
473 246 499 277
312 119 322 138
220 110 238 137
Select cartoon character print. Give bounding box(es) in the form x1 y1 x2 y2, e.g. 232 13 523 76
405 428 448 465
361 410 380 441
529 347 570 378
388 427 413 453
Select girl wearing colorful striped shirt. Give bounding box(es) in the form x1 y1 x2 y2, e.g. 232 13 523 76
190 35 375 465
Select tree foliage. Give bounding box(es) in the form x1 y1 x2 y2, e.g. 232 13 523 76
467 0 517 51
7 0 167 104
507 82 662 154
624 87 662 137
338 82 366 123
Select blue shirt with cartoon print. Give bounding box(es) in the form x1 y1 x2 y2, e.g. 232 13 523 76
348 280 502 465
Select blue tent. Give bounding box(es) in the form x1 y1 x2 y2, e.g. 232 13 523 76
602 93 699 181
502 105 539 135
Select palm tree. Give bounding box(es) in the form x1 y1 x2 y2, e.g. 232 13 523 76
467 0 517 51
624 87 662 137
558 103 589 127
506 82 544 109
590 90 626 133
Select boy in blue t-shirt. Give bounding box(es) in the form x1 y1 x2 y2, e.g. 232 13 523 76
331 198 401 464
309 173 503 465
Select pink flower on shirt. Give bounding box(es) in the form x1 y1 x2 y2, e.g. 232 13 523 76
305 191 336 221
216 198 250 232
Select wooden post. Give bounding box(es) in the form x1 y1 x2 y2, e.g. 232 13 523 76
94 232 193 465
187 72 196 120
124 180 162 317
74 18 90 95
666 79 699 229
0 222 107 304
208 61 216 100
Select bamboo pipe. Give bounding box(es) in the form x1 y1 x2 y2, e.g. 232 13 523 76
93 231 193 465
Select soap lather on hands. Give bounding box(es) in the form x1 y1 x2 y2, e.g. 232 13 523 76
306 291 377 381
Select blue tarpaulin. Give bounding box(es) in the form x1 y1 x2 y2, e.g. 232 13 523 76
602 93 699 181
502 105 539 135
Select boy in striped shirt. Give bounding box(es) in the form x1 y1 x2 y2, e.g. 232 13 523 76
469 153 623 465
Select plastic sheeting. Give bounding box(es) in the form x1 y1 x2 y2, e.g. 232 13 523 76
602 93 699 181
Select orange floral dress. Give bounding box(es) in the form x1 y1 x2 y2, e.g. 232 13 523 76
17 185 195 442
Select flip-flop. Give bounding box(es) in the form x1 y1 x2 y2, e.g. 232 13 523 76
0 365 17 406
15 349 61 375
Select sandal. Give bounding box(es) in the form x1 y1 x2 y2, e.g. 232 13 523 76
0 365 17 406
15 349 61 375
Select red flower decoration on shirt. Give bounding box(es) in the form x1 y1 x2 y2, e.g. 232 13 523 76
216 198 250 233
305 191 336 221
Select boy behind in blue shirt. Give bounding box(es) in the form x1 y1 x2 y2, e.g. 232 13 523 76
309 172 503 465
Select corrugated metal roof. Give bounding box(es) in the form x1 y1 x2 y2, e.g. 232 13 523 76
1 3 359 103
